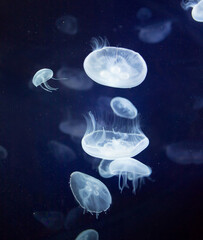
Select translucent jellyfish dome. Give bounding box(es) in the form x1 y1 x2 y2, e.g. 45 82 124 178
83 39 147 88
109 158 152 193
98 159 114 178
70 171 112 216
110 97 138 119
75 229 99 240
56 15 78 35
191 0 203 22
81 112 149 160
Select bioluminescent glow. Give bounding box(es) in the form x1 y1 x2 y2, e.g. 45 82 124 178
109 158 152 193
83 39 147 88
110 96 138 119
138 20 172 44
98 159 114 178
181 0 203 22
75 229 99 240
56 15 78 35
81 112 149 160
70 171 112 217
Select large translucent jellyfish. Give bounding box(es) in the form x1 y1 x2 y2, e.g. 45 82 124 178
75 229 99 240
83 39 147 88
57 67 93 91
56 15 78 35
70 171 112 217
33 211 64 230
81 112 149 160
0 145 8 159
166 141 203 165
109 158 152 193
98 159 114 178
138 20 172 44
32 68 66 92
181 0 203 22
110 97 138 119
48 140 76 163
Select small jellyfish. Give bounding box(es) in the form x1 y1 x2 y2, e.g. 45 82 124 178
59 119 86 138
136 7 152 21
48 140 76 163
81 112 149 160
32 68 63 92
0 145 8 159
70 171 112 217
33 211 64 230
57 67 93 91
56 15 78 35
109 158 152 193
166 141 203 165
138 20 172 44
181 0 203 22
110 97 138 119
75 229 99 240
83 38 147 88
98 159 114 178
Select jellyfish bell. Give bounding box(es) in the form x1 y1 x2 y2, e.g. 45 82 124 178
109 158 152 193
75 229 99 240
98 159 114 178
110 97 138 119
83 39 147 88
191 0 203 22
81 112 149 160
56 15 78 35
70 171 112 217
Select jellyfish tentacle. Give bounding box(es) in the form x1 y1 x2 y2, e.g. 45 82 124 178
40 84 52 92
43 82 58 91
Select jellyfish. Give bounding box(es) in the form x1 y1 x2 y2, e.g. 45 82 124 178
166 141 203 165
59 119 86 138
110 97 138 119
136 7 152 21
32 68 67 92
181 0 203 22
33 211 64 230
64 207 83 230
75 229 99 240
0 145 8 159
70 171 112 217
138 20 172 44
109 158 152 193
56 15 78 35
98 159 114 178
48 140 76 163
83 38 147 88
57 67 93 91
81 112 149 160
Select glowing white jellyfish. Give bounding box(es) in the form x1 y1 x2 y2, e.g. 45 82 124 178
56 15 78 35
70 171 112 217
98 159 114 178
57 67 93 91
75 229 99 240
81 112 149 160
109 158 152 193
138 20 172 44
181 0 203 22
32 68 66 92
110 97 138 119
83 39 147 88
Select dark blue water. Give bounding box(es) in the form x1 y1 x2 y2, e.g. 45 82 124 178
0 0 202 239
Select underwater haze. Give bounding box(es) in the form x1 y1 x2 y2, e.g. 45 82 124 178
0 0 202 240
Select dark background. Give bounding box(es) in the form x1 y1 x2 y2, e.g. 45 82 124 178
0 0 202 239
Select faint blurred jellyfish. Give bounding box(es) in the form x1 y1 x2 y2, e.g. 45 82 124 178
75 229 99 240
70 171 112 217
110 97 138 119
32 68 68 92
136 7 152 21
138 20 172 44
56 15 78 35
81 112 149 160
0 145 8 159
57 67 93 91
48 140 76 163
33 211 64 230
166 141 203 165
64 207 83 230
98 159 114 178
59 119 86 138
181 0 203 22
109 158 152 193
83 38 147 88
